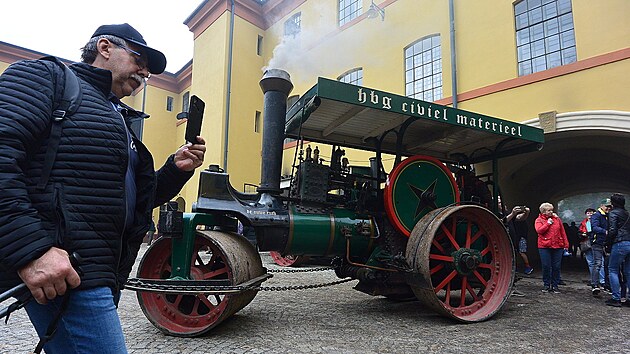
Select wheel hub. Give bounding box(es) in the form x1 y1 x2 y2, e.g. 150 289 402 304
452 248 482 275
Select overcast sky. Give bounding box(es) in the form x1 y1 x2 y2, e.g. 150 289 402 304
0 0 204 73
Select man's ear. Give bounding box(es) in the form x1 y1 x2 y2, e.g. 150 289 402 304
96 38 114 60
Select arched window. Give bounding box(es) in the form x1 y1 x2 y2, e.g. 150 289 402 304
338 68 363 86
404 35 442 101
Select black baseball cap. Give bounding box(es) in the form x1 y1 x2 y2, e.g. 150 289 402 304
92 23 167 74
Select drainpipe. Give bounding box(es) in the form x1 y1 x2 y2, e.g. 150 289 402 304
223 0 236 171
449 0 458 108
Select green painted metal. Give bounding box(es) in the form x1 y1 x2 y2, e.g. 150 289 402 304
313 78 544 143
388 158 458 234
287 206 375 260
170 213 216 279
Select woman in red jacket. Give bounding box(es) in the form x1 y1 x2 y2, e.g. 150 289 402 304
535 202 569 293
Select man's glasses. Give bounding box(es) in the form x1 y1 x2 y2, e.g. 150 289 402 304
111 42 150 76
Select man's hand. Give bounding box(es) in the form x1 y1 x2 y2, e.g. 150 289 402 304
17 247 81 304
175 136 206 172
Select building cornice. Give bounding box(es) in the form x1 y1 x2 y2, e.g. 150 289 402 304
185 0 306 34
261 0 307 28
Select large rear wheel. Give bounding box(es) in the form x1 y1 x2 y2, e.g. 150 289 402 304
136 230 264 336
405 205 514 322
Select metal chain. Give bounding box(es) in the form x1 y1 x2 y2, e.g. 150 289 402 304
126 269 353 294
267 266 333 273
256 277 354 291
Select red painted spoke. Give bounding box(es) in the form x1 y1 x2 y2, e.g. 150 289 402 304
432 238 447 254
440 224 460 250
472 270 488 286
460 277 469 307
480 245 491 257
189 297 202 316
465 221 472 248
466 281 480 302
445 281 452 305
171 295 183 308
201 267 228 280
434 270 458 292
470 229 484 245
430 263 445 275
477 262 494 269
429 254 454 262
198 294 216 311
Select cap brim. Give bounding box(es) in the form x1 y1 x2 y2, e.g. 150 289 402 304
127 38 167 74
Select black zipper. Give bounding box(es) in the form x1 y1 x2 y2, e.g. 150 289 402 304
112 102 130 294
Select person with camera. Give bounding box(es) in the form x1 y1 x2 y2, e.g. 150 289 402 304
0 23 206 353
504 203 533 275
535 202 569 293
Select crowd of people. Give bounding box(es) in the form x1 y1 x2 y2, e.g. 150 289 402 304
503 195 630 308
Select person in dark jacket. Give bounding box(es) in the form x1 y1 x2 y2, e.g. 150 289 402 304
0 23 206 353
605 193 630 307
590 198 611 296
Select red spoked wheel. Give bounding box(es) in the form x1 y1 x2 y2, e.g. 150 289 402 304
136 230 264 337
405 205 514 322
269 251 309 267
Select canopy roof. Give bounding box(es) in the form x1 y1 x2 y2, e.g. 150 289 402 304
285 78 544 164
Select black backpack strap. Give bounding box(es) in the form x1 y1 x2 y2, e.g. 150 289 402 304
37 56 83 190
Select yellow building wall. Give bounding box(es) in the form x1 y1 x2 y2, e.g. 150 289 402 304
5 0 627 210
258 0 630 182
223 15 267 191
572 0 630 58
174 13 233 209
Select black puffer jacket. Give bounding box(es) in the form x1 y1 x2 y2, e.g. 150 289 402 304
608 207 630 244
0 59 193 292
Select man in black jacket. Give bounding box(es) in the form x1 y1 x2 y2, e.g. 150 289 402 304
606 193 630 307
0 23 206 353
590 198 611 297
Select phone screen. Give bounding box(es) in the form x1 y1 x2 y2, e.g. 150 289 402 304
185 95 205 144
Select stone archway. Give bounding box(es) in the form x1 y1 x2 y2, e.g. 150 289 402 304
499 110 630 209
495 110 630 268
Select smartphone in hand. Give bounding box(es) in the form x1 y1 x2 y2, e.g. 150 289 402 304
185 95 205 144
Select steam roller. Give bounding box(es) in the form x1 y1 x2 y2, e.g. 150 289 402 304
127 66 544 336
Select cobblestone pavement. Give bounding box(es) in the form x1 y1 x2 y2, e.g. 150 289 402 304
1 246 628 354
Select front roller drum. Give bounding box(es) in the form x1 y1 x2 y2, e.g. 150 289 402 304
405 205 514 322
136 230 265 337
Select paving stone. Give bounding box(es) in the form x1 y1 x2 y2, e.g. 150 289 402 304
1 245 627 354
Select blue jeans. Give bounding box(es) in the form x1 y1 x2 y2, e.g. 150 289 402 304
25 287 127 354
590 244 605 288
539 248 563 288
584 248 605 284
608 241 630 301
